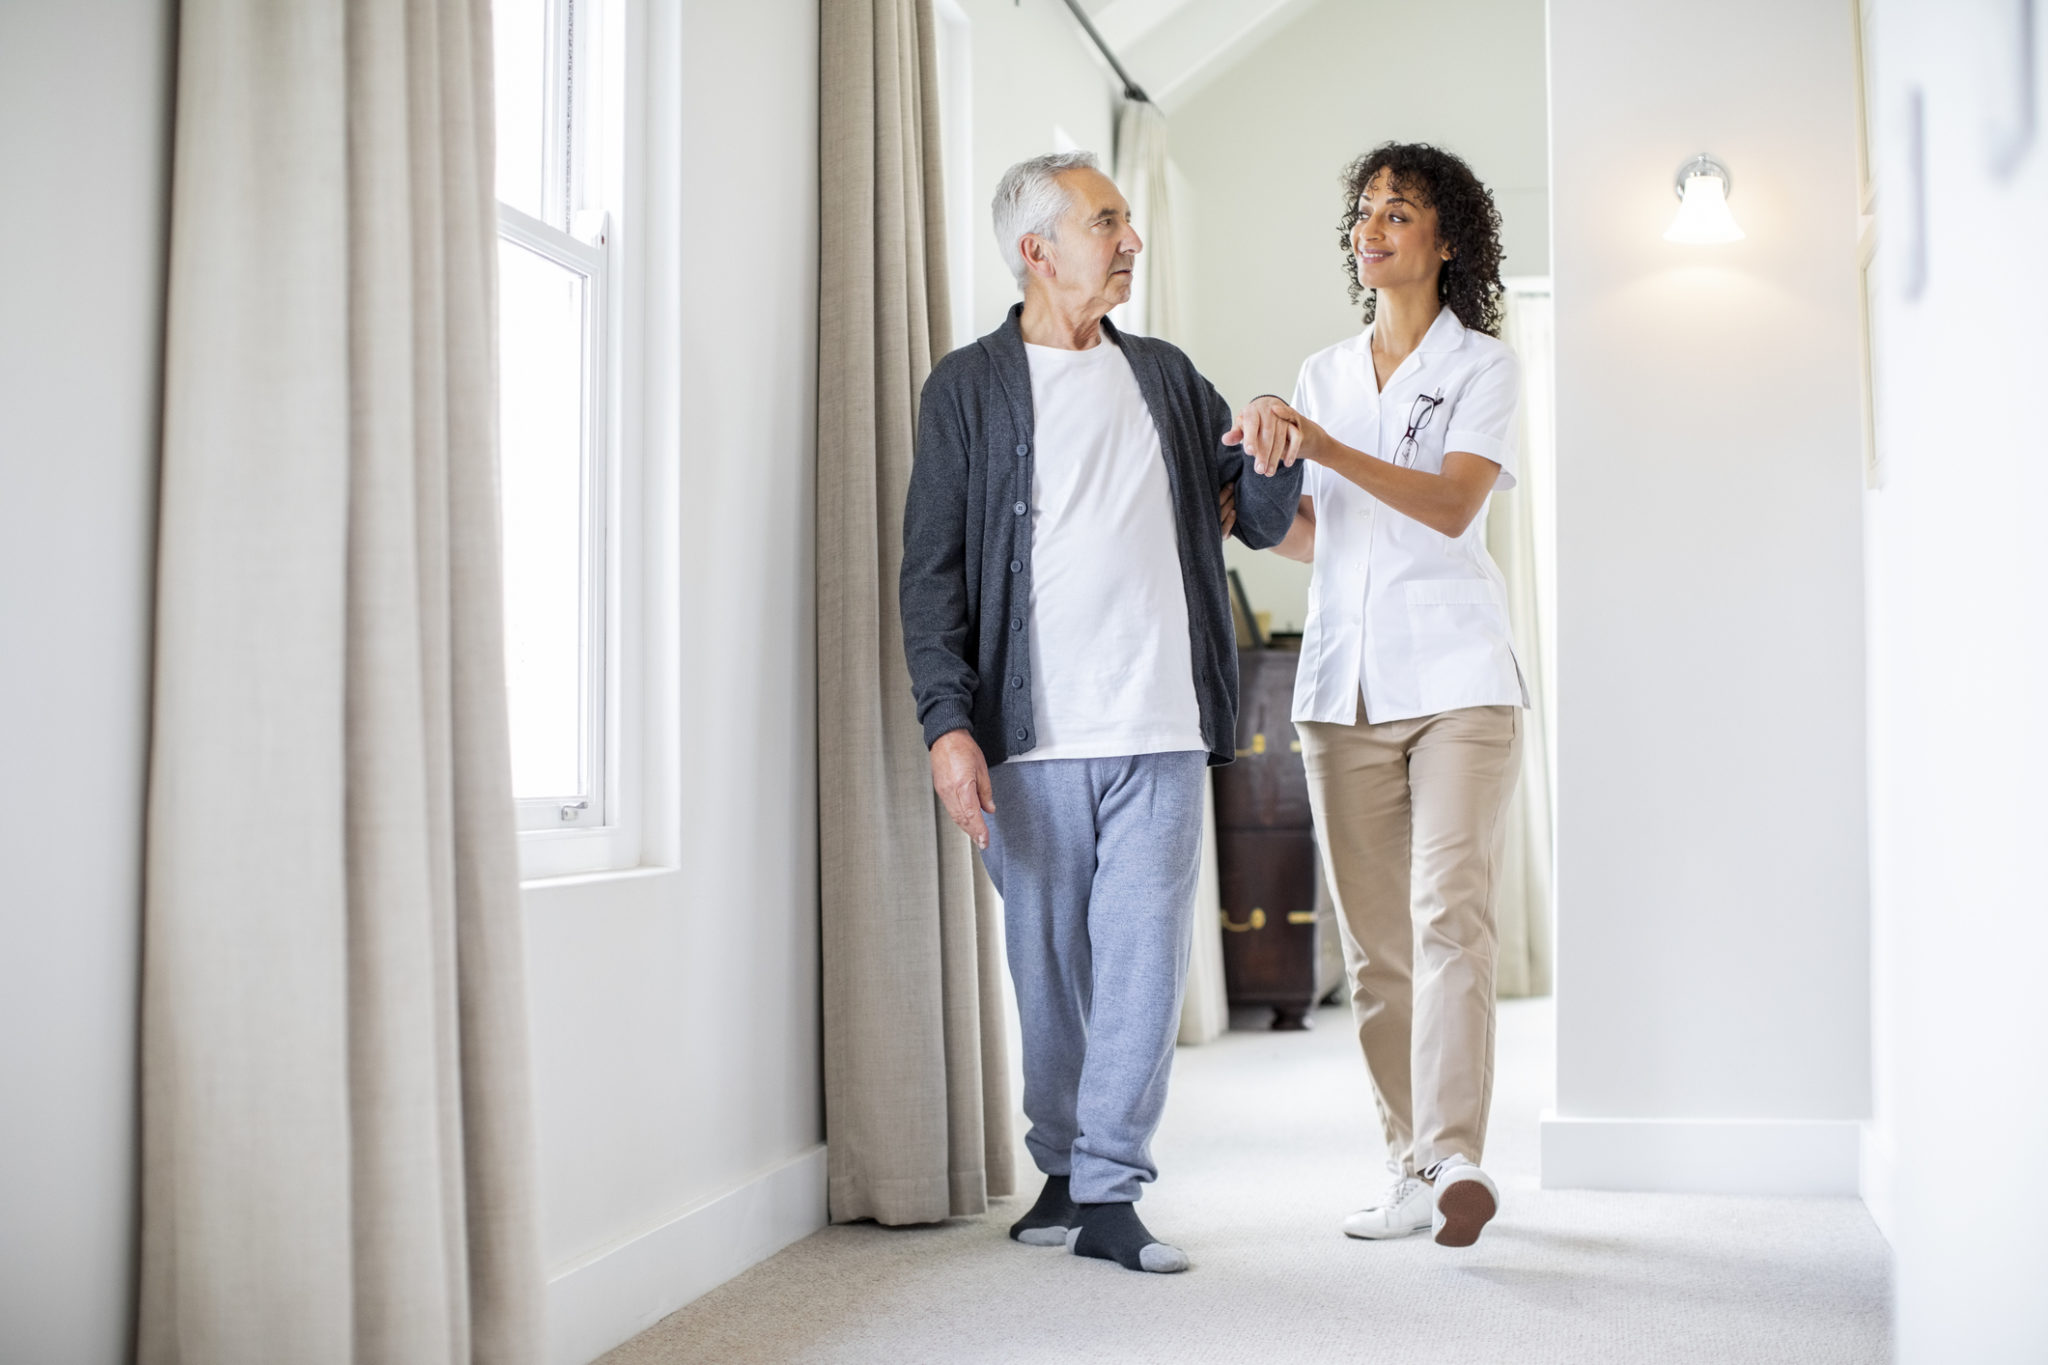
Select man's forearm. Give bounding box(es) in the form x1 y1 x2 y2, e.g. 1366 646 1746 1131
900 592 978 749
910 679 976 750
1228 461 1305 549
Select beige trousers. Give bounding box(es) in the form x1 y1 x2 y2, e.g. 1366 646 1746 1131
1296 701 1521 1175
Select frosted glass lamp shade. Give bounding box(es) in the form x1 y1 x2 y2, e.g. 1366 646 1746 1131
1664 156 1744 245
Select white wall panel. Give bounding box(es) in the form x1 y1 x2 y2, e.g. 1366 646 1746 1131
1546 0 1871 1184
0 4 175 1361
1863 2 2048 1357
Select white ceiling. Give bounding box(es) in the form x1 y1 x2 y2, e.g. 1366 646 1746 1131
1075 0 1324 110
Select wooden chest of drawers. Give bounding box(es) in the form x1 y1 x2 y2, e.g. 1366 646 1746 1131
1213 647 1342 1028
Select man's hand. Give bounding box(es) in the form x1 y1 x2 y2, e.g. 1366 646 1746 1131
1218 484 1237 540
929 728 995 850
1223 396 1310 476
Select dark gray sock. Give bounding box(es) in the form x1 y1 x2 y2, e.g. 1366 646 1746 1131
1009 1174 1078 1246
1065 1200 1189 1273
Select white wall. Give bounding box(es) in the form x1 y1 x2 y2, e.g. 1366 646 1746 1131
952 0 1120 341
525 3 824 1363
1167 0 1550 633
1863 2 2048 1358
1544 0 1871 1194
0 4 173 1362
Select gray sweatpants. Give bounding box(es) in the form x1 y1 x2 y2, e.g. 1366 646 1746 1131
980 751 1207 1204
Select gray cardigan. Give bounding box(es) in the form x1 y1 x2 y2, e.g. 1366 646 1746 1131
899 305 1303 768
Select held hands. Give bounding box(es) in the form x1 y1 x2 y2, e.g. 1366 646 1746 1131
1218 484 1237 539
1223 396 1324 476
930 728 995 850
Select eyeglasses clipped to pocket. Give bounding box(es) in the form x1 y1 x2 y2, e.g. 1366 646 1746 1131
1392 387 1448 468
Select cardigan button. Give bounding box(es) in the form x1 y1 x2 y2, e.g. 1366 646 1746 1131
1009 559 1022 573
1015 443 1029 456
1016 728 1029 741
1013 501 1027 515
1010 617 1022 631
1010 676 1024 689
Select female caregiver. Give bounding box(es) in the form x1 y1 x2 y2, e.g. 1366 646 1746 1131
1227 142 1527 1250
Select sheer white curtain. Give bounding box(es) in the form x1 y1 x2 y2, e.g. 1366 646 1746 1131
1112 99 1180 344
1488 283 1557 998
1111 98 1229 1044
140 2 544 1359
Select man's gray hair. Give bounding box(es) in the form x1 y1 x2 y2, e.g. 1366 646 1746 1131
991 150 1099 289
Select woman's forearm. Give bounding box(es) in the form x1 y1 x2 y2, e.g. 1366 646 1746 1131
1308 437 1493 539
1271 497 1315 562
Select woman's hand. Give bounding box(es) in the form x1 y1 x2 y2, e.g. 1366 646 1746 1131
1218 484 1237 540
1225 396 1327 475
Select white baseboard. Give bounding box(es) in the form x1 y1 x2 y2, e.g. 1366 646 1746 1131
1540 1114 1861 1196
546 1144 828 1365
1859 1119 1898 1245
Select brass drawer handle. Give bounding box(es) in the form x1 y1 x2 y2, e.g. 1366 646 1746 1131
1286 911 1316 925
1221 908 1267 932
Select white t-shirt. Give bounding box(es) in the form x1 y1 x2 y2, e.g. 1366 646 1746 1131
1010 336 1205 763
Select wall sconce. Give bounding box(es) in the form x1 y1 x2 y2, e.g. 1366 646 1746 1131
1664 154 1744 245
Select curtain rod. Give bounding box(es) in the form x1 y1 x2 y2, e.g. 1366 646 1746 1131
1055 0 1151 103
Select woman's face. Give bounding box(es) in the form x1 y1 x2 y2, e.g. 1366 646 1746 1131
1350 168 1450 296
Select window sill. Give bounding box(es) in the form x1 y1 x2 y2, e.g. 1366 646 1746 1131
517 822 640 882
518 862 676 894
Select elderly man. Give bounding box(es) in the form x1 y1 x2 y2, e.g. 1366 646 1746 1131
899 151 1302 1274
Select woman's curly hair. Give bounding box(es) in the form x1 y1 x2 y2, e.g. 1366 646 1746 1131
1338 142 1505 338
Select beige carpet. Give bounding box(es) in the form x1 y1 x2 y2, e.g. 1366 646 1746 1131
600 999 1890 1364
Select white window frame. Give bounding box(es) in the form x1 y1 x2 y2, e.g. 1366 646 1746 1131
934 0 974 350
499 0 644 881
499 203 612 836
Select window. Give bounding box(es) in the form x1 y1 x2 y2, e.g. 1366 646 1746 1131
493 0 629 874
934 0 974 349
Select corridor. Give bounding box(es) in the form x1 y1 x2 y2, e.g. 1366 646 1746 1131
601 1002 1889 1363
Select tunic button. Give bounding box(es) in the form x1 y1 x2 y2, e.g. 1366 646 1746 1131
1015 443 1029 456
1013 501 1027 515
1009 559 1022 573
1010 676 1024 689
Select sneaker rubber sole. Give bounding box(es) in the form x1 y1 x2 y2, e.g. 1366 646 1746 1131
1433 1177 1497 1247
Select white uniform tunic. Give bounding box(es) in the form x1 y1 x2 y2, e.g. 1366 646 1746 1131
1290 307 1530 726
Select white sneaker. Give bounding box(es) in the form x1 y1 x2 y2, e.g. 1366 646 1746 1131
1428 1158 1499 1247
1341 1171 1434 1240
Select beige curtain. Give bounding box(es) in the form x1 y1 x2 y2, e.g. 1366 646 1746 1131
140 2 543 1361
1488 286 1556 998
818 0 1016 1225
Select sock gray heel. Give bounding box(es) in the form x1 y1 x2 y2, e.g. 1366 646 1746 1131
1009 1174 1079 1246
1068 1201 1189 1273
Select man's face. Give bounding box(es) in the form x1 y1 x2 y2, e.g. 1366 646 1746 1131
1026 168 1143 313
